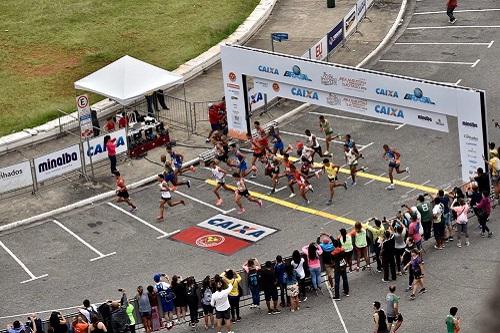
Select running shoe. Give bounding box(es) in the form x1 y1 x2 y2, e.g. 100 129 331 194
405 167 410 173
332 297 341 301
205 138 211 143
215 199 223 206
352 181 357 186
343 181 348 190
343 292 350 297
187 180 191 188
481 232 486 238
237 208 246 215
410 294 416 300
466 241 470 246
250 173 257 179
267 311 273 315
457 241 462 248
449 236 454 241
418 288 427 294
268 189 276 195
450 18 457 24
129 207 137 213
382 279 390 283
327 200 333 205
324 150 329 155
257 200 263 207
488 232 493 238
306 200 311 204
308 184 314 192
386 184 395 190
289 193 296 198
360 166 368 172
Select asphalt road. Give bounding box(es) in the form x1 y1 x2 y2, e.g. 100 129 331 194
1 1 499 332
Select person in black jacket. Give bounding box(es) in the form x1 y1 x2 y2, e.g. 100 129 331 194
331 239 349 301
381 231 397 282
110 291 129 333
185 277 199 328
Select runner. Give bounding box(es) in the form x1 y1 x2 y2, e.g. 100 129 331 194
315 158 347 205
114 171 137 212
304 129 325 160
264 156 282 195
166 145 196 176
161 155 191 190
446 0 458 24
282 153 297 198
290 164 314 204
404 249 426 300
247 133 265 179
344 134 360 155
229 143 254 178
318 115 339 156
232 173 263 214
344 144 366 186
269 126 285 155
382 144 409 190
209 160 233 206
214 135 230 166
254 121 270 153
156 174 185 221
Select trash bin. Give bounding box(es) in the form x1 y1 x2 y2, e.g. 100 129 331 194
327 0 335 8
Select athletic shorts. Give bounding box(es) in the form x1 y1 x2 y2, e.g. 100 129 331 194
202 304 213 315
433 223 445 240
140 311 151 319
239 160 248 172
215 309 230 320
117 191 129 199
161 192 172 201
349 162 358 169
414 270 424 280
238 190 250 197
328 177 338 182
216 179 225 185
313 146 322 154
253 151 265 158
264 288 278 301
387 314 403 324
273 140 284 151
174 162 182 170
389 162 400 168
211 123 221 131
164 172 175 182
325 130 334 137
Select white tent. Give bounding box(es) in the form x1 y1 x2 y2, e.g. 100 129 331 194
74 55 184 105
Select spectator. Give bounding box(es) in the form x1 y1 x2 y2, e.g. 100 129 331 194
135 286 152 333
220 269 242 323
210 277 233 333
146 285 162 331
475 191 493 238
117 112 128 129
404 249 426 300
401 237 416 292
407 212 423 250
371 219 384 273
6 320 29 333
317 233 335 290
24 315 42 333
393 224 406 275
185 277 199 328
446 307 461 333
103 135 117 175
274 255 289 308
79 299 98 323
207 103 221 143
171 275 188 323
352 221 370 271
302 243 323 293
416 195 433 241
260 261 280 315
48 312 68 333
243 258 261 309
386 286 403 332
474 167 490 196
432 197 445 250
71 316 88 333
104 117 116 133
200 276 215 330
125 303 135 333
381 230 397 282
153 274 174 329
437 189 453 242
284 264 300 312
291 250 307 302
338 228 354 272
88 317 107 333
110 291 129 333
90 109 100 137
452 198 470 247
372 301 389 333
331 239 349 301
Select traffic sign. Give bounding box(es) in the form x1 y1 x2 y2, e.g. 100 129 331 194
271 32 289 42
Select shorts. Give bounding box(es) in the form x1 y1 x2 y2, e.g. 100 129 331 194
216 154 228 162
239 160 248 172
328 177 338 182
164 172 175 182
237 189 250 197
388 313 403 323
286 283 299 297
325 130 334 137
389 162 400 169
433 223 445 240
174 162 182 170
324 264 335 276
264 288 278 301
161 192 172 201
253 151 265 158
216 179 225 185
414 270 424 280
349 162 358 169
273 141 284 151
211 123 221 131
313 146 322 154
202 304 213 315
117 191 129 199
456 223 468 234
215 309 231 320
140 311 151 319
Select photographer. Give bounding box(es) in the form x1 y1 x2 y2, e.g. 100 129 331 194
48 312 67 333
110 290 129 333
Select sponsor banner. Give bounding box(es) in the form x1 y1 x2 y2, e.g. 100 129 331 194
307 36 328 61
357 0 367 19
171 226 251 255
343 5 357 38
0 161 33 194
327 21 344 53
248 78 279 111
256 78 449 132
34 145 82 182
84 128 128 165
76 94 93 138
198 214 277 242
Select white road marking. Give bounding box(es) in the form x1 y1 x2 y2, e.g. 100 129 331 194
404 180 431 195
309 111 398 127
395 42 494 47
400 175 411 181
359 142 374 152
454 79 462 86
395 123 406 130
52 219 116 262
327 287 349 333
0 240 48 283
407 25 500 30
201 167 287 192
107 202 178 239
379 59 480 67
280 130 369 148
364 173 385 185
174 190 236 215
415 8 500 15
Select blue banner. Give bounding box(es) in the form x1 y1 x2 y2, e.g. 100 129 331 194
327 21 344 53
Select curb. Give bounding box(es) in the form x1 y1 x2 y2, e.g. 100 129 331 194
0 0 278 155
0 0 407 233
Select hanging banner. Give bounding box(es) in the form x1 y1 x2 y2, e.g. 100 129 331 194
357 0 367 20
343 5 357 38
76 94 94 138
34 144 82 182
84 128 128 164
302 36 328 61
0 161 33 194
327 21 344 53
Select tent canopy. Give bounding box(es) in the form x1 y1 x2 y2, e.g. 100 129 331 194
74 55 183 105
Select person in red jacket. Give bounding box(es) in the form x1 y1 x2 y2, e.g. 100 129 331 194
206 104 221 142
447 0 457 24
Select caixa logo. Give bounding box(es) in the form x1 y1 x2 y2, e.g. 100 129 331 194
404 88 435 105
284 65 312 81
250 92 263 105
374 105 404 118
291 87 319 100
87 136 126 157
462 121 478 128
207 218 267 239
376 88 399 98
258 65 279 75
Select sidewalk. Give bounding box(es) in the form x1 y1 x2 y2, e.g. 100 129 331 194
0 0 404 225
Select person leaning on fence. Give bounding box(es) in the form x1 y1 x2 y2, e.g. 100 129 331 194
331 239 349 301
110 290 130 333
185 277 199 328
220 269 242 323
200 276 215 330
260 260 281 315
243 258 262 309
135 286 152 333
48 311 68 333
211 276 234 333
274 255 290 308
317 233 335 290
153 274 174 330
284 263 300 312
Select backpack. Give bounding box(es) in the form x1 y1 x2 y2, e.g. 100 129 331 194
248 271 259 287
156 283 176 302
201 288 212 305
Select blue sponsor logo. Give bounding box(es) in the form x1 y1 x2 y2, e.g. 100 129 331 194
258 65 279 75
250 92 263 105
87 135 126 157
291 87 319 100
207 218 266 239
284 65 312 81
374 105 404 118
404 88 435 105
376 88 399 98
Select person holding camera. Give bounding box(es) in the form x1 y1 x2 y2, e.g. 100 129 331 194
210 276 234 333
221 269 242 323
110 289 130 333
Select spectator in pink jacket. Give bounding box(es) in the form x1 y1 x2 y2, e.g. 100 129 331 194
302 243 323 292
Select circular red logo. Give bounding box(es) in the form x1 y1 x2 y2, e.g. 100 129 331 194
228 72 237 82
272 82 280 92
196 235 225 248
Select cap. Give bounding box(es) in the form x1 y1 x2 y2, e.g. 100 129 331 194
153 274 161 283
